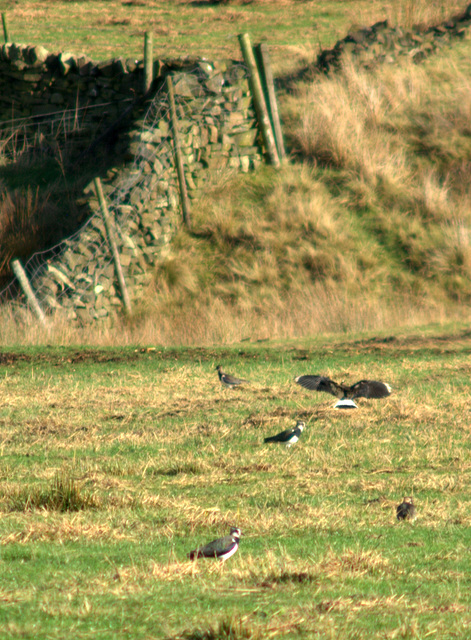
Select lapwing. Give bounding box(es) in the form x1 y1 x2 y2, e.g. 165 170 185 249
396 497 417 521
188 526 241 561
264 420 305 447
295 374 391 409
216 365 249 389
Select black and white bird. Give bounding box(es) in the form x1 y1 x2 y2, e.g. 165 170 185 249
396 497 417 521
216 365 249 389
295 374 391 409
264 420 305 447
188 527 241 561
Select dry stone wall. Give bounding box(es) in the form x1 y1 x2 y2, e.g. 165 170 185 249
317 4 471 72
0 45 263 324
0 43 143 150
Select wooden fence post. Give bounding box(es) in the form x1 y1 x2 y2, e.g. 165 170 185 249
238 33 280 168
93 177 132 316
254 43 286 163
11 259 48 328
1 13 9 44
167 75 192 229
143 31 153 94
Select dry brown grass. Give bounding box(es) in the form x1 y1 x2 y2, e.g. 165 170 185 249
383 0 467 28
0 186 62 281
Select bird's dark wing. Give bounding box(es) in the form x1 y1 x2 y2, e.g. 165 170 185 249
222 373 248 385
295 375 344 398
189 534 237 559
264 428 293 443
349 380 391 399
396 504 406 520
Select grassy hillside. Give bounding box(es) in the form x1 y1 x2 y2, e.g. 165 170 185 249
132 39 471 344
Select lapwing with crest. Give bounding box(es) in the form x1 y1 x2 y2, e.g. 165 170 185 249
295 374 391 409
216 365 249 389
264 420 305 448
188 527 241 562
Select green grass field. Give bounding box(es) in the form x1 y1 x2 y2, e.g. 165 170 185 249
1 325 471 638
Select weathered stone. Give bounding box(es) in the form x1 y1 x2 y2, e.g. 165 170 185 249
205 73 224 93
58 52 76 75
173 73 204 98
119 253 132 267
8 44 23 61
233 129 258 147
48 265 75 289
96 60 116 77
26 45 49 66
23 72 43 83
76 56 94 76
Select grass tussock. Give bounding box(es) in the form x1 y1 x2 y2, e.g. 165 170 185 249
6 473 98 513
169 616 265 640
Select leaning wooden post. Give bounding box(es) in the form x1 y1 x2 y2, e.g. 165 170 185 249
238 33 280 168
167 74 191 229
11 259 48 328
143 31 153 93
93 177 132 316
1 13 9 44
254 43 286 163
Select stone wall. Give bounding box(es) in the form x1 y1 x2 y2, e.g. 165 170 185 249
0 44 263 324
0 43 142 149
317 4 471 72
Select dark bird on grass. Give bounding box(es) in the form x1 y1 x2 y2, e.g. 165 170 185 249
188 527 241 562
295 374 391 409
216 365 249 389
396 497 417 521
264 420 305 448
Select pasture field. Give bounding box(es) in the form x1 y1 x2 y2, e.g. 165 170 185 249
1 324 471 639
0 0 466 71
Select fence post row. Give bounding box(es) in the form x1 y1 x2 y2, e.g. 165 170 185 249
253 43 286 163
167 74 192 229
10 259 48 328
238 33 280 168
93 177 133 317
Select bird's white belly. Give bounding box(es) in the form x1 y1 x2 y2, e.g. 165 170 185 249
219 543 238 561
